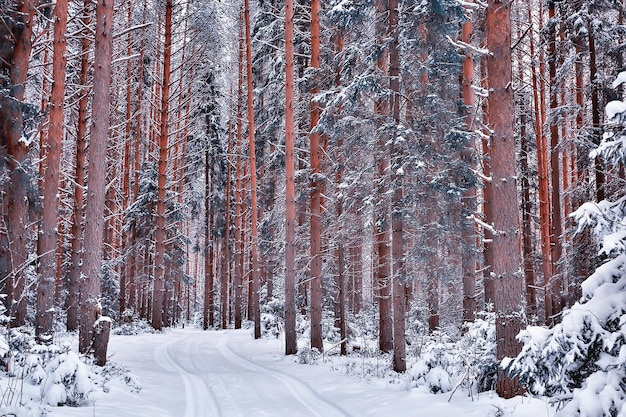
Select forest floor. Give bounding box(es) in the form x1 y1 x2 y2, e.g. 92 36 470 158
46 328 554 417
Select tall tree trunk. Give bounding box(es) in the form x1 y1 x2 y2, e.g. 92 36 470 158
460 1 477 323
79 0 113 361
2 0 37 329
588 21 605 201
546 2 564 324
119 1 134 319
530 5 552 315
309 0 324 352
244 0 261 339
485 0 524 398
374 0 393 355
388 0 405 373
284 0 297 355
36 0 67 339
152 0 174 330
233 11 245 329
67 0 91 331
516 9 537 320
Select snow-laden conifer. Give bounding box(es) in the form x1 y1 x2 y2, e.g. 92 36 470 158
506 72 626 416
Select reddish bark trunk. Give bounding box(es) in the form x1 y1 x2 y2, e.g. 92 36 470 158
546 3 564 324
530 6 552 313
3 0 36 329
233 14 245 329
485 0 524 398
284 0 297 354
66 0 91 331
37 0 67 337
79 0 113 360
460 1 477 323
152 0 174 330
309 0 324 352
244 0 261 339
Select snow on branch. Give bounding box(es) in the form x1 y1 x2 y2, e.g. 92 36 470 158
472 215 496 235
445 35 489 56
457 0 481 10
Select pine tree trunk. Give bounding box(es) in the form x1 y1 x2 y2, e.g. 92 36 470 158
460 1 477 323
79 0 113 360
485 0 524 398
152 0 174 331
36 0 67 339
546 2 564 324
516 10 537 320
119 1 134 319
243 0 261 339
388 0 405 372
284 0 297 354
233 13 245 329
309 0 324 353
529 5 552 317
2 0 36 329
588 21 605 201
204 148 214 330
374 0 393 355
66 0 91 331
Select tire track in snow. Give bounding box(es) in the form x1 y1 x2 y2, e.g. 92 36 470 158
190 337 245 417
154 336 222 417
216 334 353 417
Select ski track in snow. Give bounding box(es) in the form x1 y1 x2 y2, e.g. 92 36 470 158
153 337 222 417
217 333 352 417
154 330 352 417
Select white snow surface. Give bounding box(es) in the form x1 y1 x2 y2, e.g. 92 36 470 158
49 328 553 417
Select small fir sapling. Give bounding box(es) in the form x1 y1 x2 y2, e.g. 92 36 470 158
506 72 626 416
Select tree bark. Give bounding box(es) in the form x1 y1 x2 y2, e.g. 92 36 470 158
79 0 113 360
243 0 261 339
460 1 477 324
529 5 552 317
284 0 298 355
66 0 91 331
2 0 37 329
485 0 524 398
36 0 67 338
309 0 324 353
546 2 564 324
374 0 393 354
388 0 405 372
152 0 174 331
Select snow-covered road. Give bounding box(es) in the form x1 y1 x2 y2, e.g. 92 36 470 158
153 331 350 417
50 328 552 417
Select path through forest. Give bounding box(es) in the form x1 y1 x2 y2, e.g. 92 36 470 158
50 328 551 417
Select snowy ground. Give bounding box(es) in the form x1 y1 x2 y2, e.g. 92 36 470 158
47 328 555 417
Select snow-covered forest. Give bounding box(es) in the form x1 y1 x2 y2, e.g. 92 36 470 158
1 0 626 415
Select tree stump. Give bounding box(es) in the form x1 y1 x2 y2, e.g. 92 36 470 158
93 317 111 366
